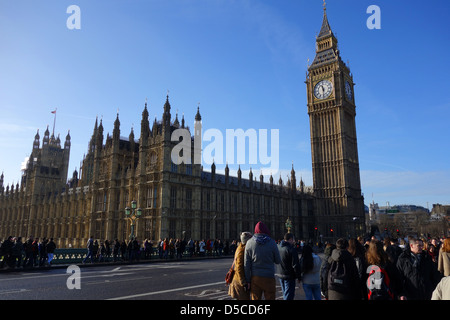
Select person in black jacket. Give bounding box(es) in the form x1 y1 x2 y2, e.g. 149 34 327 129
327 238 362 300
396 237 442 300
275 233 302 300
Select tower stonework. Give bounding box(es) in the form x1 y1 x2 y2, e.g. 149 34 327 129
306 6 365 238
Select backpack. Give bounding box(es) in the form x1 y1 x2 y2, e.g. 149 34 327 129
328 259 352 294
366 265 394 300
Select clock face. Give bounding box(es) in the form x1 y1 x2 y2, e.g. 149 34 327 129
345 81 352 100
314 80 333 99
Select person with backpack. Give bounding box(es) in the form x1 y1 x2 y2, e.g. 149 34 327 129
365 240 401 300
327 238 362 300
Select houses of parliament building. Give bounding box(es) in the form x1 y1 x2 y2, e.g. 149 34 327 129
0 6 365 248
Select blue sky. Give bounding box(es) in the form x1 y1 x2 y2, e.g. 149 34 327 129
0 0 449 209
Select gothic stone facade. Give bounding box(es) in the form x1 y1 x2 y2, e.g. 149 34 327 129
0 97 316 248
0 8 365 247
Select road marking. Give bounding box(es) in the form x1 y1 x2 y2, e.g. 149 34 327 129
107 281 225 300
0 289 30 295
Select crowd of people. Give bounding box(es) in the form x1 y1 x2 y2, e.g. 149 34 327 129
0 236 57 269
2 228 450 301
0 235 237 269
227 221 450 301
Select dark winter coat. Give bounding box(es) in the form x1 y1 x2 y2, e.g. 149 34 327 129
327 248 362 300
396 249 442 300
275 240 302 281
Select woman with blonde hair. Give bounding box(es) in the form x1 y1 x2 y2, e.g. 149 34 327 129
438 237 450 276
228 232 253 300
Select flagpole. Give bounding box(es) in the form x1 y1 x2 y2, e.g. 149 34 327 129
52 108 57 137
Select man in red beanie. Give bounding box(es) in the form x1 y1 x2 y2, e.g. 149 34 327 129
244 221 281 300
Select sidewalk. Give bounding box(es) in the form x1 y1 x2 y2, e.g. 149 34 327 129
0 253 233 273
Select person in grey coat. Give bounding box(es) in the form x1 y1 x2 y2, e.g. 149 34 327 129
244 221 281 300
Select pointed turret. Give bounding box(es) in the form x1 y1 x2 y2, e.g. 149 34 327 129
64 130 71 150
317 1 334 40
195 106 202 121
310 1 339 69
43 125 50 146
141 99 150 141
113 112 120 142
33 129 40 150
163 94 171 127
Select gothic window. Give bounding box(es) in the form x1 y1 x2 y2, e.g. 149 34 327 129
96 192 107 212
186 188 192 210
206 191 211 211
170 187 177 209
146 187 153 208
219 192 224 212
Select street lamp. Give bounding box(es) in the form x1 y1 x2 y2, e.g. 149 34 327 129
285 217 292 233
125 200 142 239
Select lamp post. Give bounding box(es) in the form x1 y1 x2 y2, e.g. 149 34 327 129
125 200 142 239
285 217 292 233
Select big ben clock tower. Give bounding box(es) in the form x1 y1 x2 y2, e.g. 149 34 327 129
306 3 365 239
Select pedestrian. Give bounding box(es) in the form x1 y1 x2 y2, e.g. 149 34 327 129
385 237 403 265
39 237 48 266
105 240 111 262
120 240 127 260
275 233 302 300
301 244 322 300
188 238 195 257
46 238 56 265
31 237 39 266
229 240 237 256
133 237 140 261
113 239 120 262
244 221 281 300
431 276 450 300
199 239 205 257
437 237 450 277
98 241 106 262
228 232 253 300
23 236 34 267
82 236 94 264
327 238 361 300
365 240 400 300
12 237 24 268
348 237 367 299
218 239 224 256
396 237 442 300
175 239 182 259
93 240 99 262
320 242 336 300
127 238 134 262
0 236 14 269
143 239 152 259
